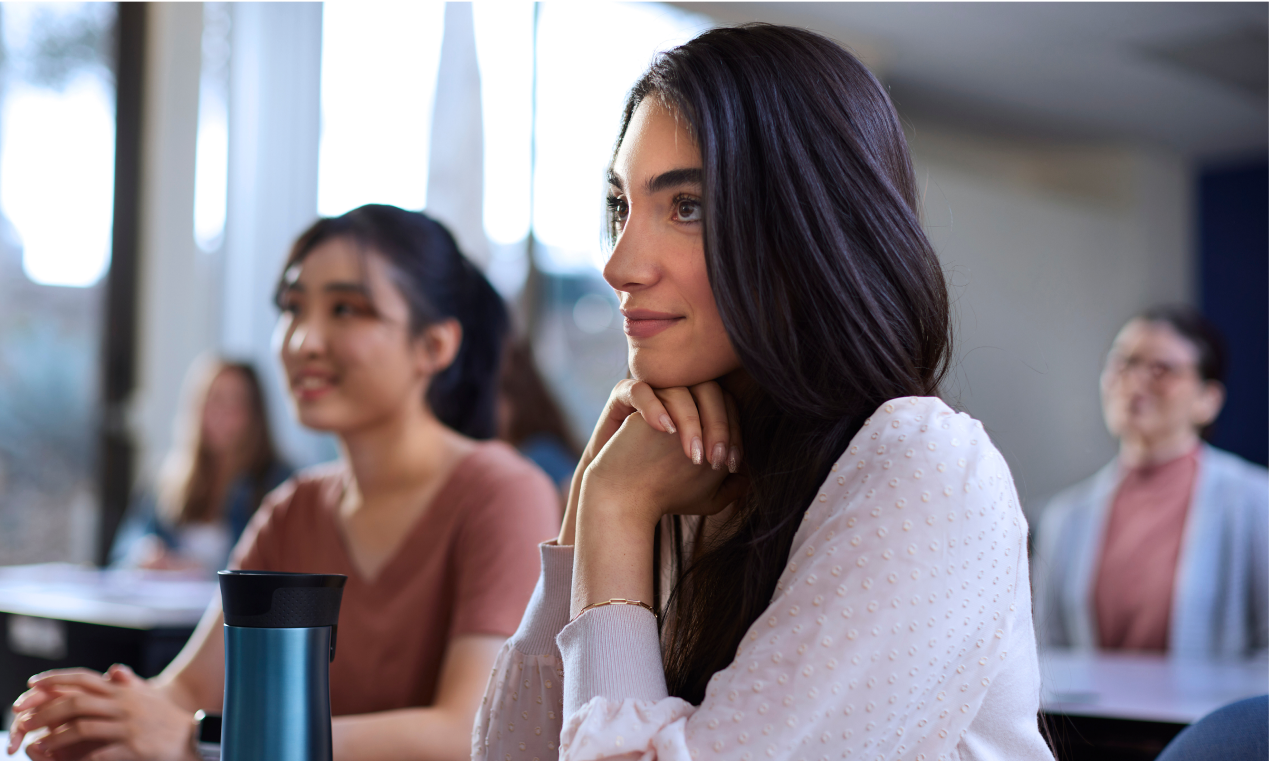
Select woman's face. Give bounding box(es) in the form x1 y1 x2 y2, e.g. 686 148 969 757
1100 318 1224 446
201 368 252 455
275 237 442 434
603 97 741 388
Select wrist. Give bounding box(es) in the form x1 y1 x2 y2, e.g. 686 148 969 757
578 470 661 535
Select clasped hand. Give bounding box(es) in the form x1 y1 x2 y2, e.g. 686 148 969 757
563 378 747 544
8 665 195 761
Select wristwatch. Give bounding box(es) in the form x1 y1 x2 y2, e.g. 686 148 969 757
190 710 222 761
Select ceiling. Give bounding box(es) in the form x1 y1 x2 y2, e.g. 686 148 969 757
671 2 1268 160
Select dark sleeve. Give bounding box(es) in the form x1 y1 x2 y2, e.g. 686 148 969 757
228 478 298 572
449 455 562 639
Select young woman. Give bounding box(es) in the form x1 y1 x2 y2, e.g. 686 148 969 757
473 25 1053 761
9 205 560 761
110 357 291 574
1035 306 1267 656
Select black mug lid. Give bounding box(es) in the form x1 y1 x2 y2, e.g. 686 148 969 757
219 570 346 630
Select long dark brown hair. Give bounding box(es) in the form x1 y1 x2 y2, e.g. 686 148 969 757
157 357 279 526
498 337 581 457
609 25 952 704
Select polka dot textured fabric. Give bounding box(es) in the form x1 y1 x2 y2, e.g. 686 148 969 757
473 397 1054 761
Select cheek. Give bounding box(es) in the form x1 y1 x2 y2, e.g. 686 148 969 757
335 327 418 394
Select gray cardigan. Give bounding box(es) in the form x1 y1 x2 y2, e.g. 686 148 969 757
1033 445 1268 658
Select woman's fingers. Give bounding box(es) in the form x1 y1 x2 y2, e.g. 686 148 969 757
688 381 731 470
14 692 126 749
31 717 127 755
620 381 676 435
724 391 743 474
654 387 705 463
28 670 114 696
12 686 56 714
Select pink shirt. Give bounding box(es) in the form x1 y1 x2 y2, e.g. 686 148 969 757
1094 447 1200 651
472 397 1052 761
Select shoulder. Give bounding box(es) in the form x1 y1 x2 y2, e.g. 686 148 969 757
252 462 345 527
836 396 1001 485
450 441 560 517
1198 446 1268 522
802 396 1019 538
457 440 558 491
1202 445 1269 488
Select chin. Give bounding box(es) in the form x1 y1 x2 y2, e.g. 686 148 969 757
629 350 726 390
291 401 347 433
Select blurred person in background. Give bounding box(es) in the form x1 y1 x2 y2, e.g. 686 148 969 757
110 356 292 574
497 337 580 495
9 205 559 761
1035 305 1268 657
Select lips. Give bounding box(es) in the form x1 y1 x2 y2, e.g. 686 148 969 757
621 308 684 339
291 370 337 401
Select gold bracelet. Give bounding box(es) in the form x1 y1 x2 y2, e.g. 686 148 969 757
574 598 657 622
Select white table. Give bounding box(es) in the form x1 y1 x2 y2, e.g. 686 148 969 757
0 563 216 630
1040 648 1269 724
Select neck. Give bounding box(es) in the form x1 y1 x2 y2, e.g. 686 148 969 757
1118 429 1201 469
338 402 463 504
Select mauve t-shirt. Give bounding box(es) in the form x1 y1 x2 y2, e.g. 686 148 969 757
229 441 560 716
1094 447 1200 651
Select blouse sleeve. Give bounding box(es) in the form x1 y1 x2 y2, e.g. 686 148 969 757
555 397 1041 761
472 541 576 761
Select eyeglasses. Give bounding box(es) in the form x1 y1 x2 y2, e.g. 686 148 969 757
1104 353 1198 384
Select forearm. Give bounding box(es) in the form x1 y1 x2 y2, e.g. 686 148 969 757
571 498 655 619
333 707 472 761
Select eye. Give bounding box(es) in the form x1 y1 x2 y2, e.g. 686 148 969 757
606 194 629 225
672 196 702 223
278 295 302 316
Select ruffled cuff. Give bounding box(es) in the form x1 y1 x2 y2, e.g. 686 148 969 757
508 541 576 655
557 604 668 717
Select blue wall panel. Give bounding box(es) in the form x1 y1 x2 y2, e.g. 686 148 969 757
1198 160 1268 466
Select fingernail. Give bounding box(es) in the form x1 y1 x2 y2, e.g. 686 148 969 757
728 446 740 474
711 443 725 470
691 437 703 465
659 415 676 434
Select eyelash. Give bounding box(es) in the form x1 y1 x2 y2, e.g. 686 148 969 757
605 194 703 224
671 194 702 223
606 194 629 223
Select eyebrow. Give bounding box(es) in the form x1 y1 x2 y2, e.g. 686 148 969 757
280 281 371 296
606 167 703 194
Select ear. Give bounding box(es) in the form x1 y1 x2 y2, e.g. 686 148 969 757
1192 380 1226 429
414 318 463 378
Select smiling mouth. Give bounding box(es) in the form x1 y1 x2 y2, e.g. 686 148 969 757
621 309 684 339
292 374 337 401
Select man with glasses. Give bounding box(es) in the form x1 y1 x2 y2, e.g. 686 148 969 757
1033 305 1267 658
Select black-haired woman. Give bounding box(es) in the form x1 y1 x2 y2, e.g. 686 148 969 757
10 206 560 761
474 25 1053 761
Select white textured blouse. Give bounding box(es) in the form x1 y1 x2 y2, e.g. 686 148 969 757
473 397 1054 761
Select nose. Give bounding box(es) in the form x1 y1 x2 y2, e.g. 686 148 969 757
602 217 659 294
279 312 327 360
